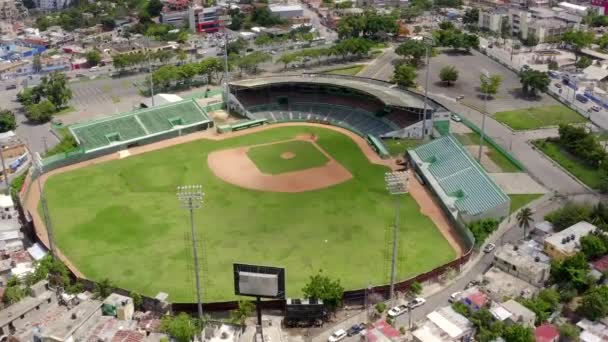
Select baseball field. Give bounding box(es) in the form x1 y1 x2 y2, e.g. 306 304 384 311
42 125 457 302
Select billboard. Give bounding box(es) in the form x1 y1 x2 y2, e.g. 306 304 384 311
233 263 285 298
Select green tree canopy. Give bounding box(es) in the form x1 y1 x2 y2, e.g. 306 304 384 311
480 74 502 96
302 270 344 310
161 313 199 342
25 100 56 122
439 65 459 86
392 64 417 87
0 110 16 133
146 0 164 17
562 30 595 58
395 40 427 65
550 252 591 293
580 285 608 320
519 69 550 97
86 50 102 67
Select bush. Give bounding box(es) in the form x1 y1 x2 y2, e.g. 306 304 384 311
468 219 499 247
375 302 387 313
558 124 606 167
25 100 56 123
545 202 592 231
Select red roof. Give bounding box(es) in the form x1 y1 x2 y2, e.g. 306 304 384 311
592 255 608 272
468 291 488 307
535 324 559 342
111 330 144 342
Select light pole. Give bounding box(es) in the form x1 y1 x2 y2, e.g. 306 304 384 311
385 171 409 306
421 37 433 139
177 185 204 340
478 70 490 163
27 147 56 259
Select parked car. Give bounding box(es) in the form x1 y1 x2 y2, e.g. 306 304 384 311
5 84 16 90
483 243 496 253
448 291 462 303
347 323 366 336
591 105 601 112
451 114 462 122
89 66 99 72
455 95 464 101
328 329 347 342
554 83 562 89
576 94 589 104
387 304 409 318
409 297 426 309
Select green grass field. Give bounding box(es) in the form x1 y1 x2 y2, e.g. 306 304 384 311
509 194 543 214
44 126 455 302
324 65 365 76
454 133 521 173
532 139 602 189
494 105 586 131
247 140 329 174
382 138 424 157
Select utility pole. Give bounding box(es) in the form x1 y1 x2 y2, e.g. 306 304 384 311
0 146 9 195
384 171 409 306
421 38 432 139
147 37 155 107
177 185 204 341
478 71 490 163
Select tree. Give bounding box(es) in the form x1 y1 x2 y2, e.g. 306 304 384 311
521 289 560 324
463 8 479 24
93 278 114 299
575 56 593 69
550 253 591 293
548 60 559 70
0 110 16 133
86 50 102 67
480 74 502 97
254 33 273 47
395 40 426 65
161 313 198 342
101 17 116 31
580 285 608 320
439 21 455 30
516 207 534 239
392 65 417 87
562 30 595 60
40 72 72 109
519 69 550 97
503 324 535 342
25 100 56 122
401 6 423 23
278 53 297 69
129 291 143 309
581 232 608 259
545 202 593 231
251 6 284 26
229 11 245 31
302 270 344 311
439 65 459 86
523 33 539 47
500 17 511 40
558 323 580 342
146 0 164 17
230 300 255 326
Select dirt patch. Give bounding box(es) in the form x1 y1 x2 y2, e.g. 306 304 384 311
208 139 352 193
280 152 296 160
465 145 501 173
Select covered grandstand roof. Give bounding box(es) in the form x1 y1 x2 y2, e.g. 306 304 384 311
229 74 435 110
69 99 212 152
409 135 509 217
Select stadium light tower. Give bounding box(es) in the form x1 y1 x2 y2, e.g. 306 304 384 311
384 171 409 306
177 185 204 338
478 70 490 163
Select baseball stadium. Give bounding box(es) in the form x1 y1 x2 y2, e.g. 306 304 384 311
21 74 509 304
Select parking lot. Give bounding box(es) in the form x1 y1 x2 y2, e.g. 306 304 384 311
416 49 558 114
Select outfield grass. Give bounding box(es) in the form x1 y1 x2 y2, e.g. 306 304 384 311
324 65 365 76
509 194 543 214
44 126 456 302
382 138 424 157
494 105 586 130
247 140 329 174
454 133 521 173
533 139 602 189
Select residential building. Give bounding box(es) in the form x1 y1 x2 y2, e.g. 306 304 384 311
478 8 509 33
412 306 475 342
461 287 489 312
501 300 536 327
493 241 550 287
578 319 608 342
189 5 224 33
543 221 596 260
535 324 560 342
36 0 70 10
161 9 189 27
532 221 554 243
483 266 539 301
269 4 304 18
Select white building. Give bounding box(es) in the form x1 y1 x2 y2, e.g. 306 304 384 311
479 8 509 33
269 5 304 18
412 306 475 342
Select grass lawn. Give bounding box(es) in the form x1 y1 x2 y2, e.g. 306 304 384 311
533 139 602 189
494 105 586 130
509 194 543 214
44 126 455 302
324 65 365 76
382 138 424 157
246 140 329 174
454 133 521 172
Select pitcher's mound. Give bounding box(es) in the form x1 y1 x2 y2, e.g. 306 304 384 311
281 152 296 160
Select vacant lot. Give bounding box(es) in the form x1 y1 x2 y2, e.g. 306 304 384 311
533 139 602 189
44 126 455 302
494 105 586 130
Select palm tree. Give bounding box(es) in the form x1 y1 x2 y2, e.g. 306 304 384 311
516 207 534 240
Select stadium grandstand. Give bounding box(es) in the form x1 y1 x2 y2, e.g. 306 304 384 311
408 135 510 223
69 99 213 153
228 74 451 139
